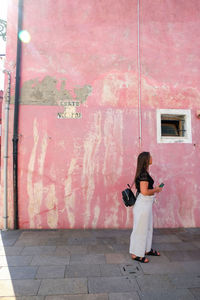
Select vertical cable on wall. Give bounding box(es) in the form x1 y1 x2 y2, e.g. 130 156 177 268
13 0 23 229
137 0 142 148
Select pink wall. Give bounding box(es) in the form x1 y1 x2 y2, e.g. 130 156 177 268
1 0 200 229
0 91 3 160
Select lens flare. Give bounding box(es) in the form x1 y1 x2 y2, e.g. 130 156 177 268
18 30 31 43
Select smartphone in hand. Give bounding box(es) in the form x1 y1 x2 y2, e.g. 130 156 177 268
159 183 164 188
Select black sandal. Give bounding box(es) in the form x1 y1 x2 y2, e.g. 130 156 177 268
146 249 160 256
132 256 149 263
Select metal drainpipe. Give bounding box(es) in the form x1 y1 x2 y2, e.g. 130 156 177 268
13 0 23 229
137 0 142 148
2 70 11 231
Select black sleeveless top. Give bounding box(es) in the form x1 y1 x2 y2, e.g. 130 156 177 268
135 171 154 193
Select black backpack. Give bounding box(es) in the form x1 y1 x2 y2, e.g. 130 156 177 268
122 184 137 207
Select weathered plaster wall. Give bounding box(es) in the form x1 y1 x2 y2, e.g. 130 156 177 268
1 0 200 229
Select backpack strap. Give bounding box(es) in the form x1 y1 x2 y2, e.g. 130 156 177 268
127 180 139 199
128 179 135 190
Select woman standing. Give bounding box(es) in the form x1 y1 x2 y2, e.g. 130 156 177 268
129 152 163 263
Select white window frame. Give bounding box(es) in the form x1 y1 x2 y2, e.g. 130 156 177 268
157 109 192 143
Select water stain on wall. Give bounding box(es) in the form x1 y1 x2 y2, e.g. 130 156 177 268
46 184 58 229
92 201 101 229
141 76 200 107
102 71 138 107
104 192 120 228
64 158 77 228
82 111 102 228
102 109 123 186
14 76 92 105
27 119 40 228
27 121 49 228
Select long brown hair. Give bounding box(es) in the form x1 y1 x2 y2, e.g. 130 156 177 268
134 152 150 184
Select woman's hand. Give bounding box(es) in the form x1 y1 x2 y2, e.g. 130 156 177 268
155 186 162 193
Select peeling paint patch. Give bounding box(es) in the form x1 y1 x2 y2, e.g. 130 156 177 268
18 76 92 105
74 85 92 103
20 76 62 105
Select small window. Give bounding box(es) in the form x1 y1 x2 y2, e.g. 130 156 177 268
161 115 186 137
157 109 192 143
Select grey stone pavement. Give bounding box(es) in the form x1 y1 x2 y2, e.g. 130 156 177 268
0 228 200 300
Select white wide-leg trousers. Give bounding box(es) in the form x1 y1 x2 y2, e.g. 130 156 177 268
129 193 154 257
